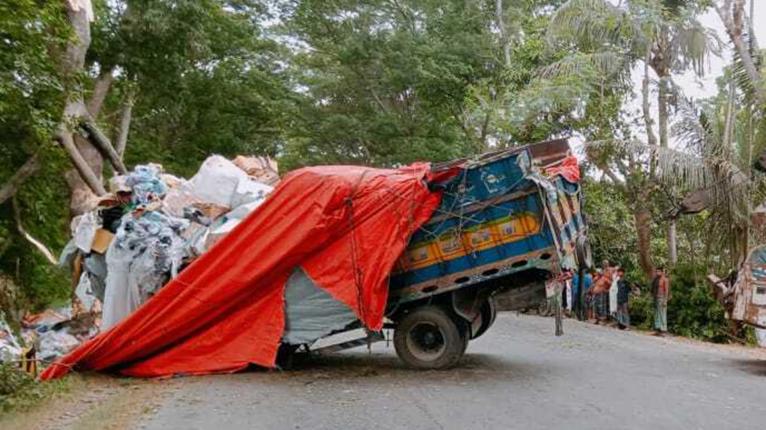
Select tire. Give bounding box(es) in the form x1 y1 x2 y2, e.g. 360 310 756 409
275 343 298 370
470 297 497 340
394 306 467 369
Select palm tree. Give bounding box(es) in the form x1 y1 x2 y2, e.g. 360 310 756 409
540 0 719 276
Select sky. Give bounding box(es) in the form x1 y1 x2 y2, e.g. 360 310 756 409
570 1 766 158
675 3 766 99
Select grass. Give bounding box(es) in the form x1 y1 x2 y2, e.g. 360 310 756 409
0 363 74 414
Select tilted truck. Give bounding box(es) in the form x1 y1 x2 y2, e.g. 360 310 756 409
306 139 592 368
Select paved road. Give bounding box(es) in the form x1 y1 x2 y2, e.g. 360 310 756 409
139 314 766 430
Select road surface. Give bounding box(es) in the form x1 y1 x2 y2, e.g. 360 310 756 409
134 314 765 430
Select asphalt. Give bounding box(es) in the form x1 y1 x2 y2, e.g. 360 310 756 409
138 314 766 430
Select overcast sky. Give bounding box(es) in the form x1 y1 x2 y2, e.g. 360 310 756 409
675 4 766 99
572 2 766 155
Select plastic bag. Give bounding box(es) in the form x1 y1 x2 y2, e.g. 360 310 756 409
126 164 168 205
0 317 22 362
102 241 142 330
756 328 766 348
187 155 246 207
75 273 97 312
37 330 81 361
73 212 97 253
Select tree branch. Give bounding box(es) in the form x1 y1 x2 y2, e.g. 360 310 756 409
115 92 134 159
715 1 766 105
12 197 57 265
598 164 624 186
80 118 127 174
55 128 107 196
0 152 41 205
496 0 511 67
87 67 115 117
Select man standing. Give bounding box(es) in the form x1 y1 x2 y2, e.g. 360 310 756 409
615 268 630 329
590 264 612 324
651 266 670 335
609 265 620 321
572 270 592 320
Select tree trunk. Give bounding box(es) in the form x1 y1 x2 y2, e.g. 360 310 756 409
657 70 679 263
668 219 677 265
495 0 511 67
87 68 114 117
634 205 654 279
642 48 658 148
81 119 127 174
115 92 135 159
715 1 766 105
642 48 658 180
657 74 670 148
0 153 41 205
58 3 105 216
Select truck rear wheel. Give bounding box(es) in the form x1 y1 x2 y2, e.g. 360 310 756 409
470 297 497 340
394 306 467 369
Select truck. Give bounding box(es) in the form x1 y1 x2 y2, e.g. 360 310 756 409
709 245 766 334
308 138 592 369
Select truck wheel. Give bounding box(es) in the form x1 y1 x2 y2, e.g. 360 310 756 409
470 297 497 340
394 306 467 369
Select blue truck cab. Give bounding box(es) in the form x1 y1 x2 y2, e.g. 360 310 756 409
386 139 591 368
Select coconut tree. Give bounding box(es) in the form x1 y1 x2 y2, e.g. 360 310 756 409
540 0 720 276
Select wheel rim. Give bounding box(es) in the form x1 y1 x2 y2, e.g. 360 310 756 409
405 322 447 362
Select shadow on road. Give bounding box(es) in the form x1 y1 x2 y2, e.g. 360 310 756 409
259 351 551 383
730 358 766 377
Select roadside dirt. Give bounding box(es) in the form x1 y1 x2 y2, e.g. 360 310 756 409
0 374 170 430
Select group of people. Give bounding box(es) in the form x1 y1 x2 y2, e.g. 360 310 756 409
559 263 671 335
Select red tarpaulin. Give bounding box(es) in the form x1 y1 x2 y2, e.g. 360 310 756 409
544 155 580 183
42 163 445 379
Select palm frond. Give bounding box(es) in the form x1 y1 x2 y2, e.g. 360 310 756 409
669 20 722 77
585 138 749 209
547 0 643 53
537 51 629 87
672 96 724 157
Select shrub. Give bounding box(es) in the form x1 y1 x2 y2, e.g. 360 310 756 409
627 263 730 343
0 363 70 413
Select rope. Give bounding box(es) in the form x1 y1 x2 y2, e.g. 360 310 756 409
346 170 369 324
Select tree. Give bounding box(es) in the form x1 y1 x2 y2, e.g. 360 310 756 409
542 0 719 276
0 0 294 310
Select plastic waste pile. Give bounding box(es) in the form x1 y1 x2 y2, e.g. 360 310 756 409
74 155 276 331
21 308 89 362
0 308 89 371
0 155 278 365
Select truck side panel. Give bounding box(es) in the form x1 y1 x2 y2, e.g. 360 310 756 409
388 147 564 304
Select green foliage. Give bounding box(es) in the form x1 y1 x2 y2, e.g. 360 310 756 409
0 0 68 148
0 2 72 313
582 177 639 271
0 0 755 349
666 263 730 342
0 363 71 413
627 263 730 342
280 0 495 169
125 56 295 177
